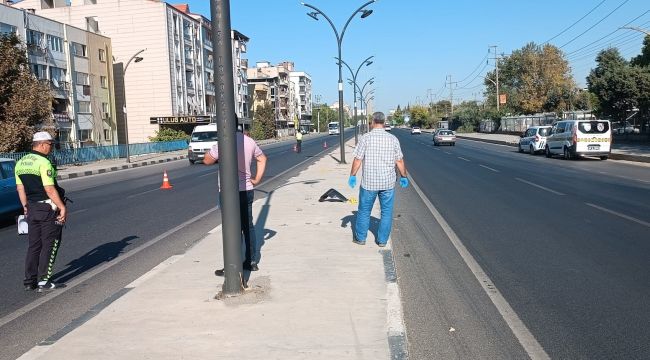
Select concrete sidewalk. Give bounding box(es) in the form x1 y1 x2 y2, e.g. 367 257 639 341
18 139 407 360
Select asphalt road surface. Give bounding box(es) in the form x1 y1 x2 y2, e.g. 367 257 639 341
390 128 650 359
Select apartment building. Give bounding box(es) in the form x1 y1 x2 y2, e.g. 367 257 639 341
0 3 117 147
289 71 312 132
12 0 250 143
248 61 312 131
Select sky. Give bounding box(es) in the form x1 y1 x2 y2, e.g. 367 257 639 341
184 0 649 113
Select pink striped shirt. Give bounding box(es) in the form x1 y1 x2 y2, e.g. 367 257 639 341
208 133 264 191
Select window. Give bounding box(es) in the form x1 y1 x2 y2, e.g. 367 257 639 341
100 75 108 88
47 35 63 53
103 129 111 141
101 102 109 117
75 72 89 85
49 67 66 85
98 48 106 62
31 64 47 79
0 22 17 35
77 129 92 141
71 42 87 57
26 30 44 46
77 101 91 113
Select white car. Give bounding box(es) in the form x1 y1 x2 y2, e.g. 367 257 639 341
411 127 421 135
518 126 551 154
545 120 611 160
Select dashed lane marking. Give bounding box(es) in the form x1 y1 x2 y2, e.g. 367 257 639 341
458 157 471 162
515 178 565 196
479 164 500 172
586 203 650 228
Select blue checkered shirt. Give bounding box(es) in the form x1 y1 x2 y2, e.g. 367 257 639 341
353 128 404 191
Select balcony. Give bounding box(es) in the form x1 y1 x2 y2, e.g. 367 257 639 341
203 38 213 49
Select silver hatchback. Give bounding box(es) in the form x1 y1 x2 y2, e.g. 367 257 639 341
518 126 551 155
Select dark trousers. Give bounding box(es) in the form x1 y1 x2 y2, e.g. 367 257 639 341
296 140 302 153
24 202 63 286
239 190 257 265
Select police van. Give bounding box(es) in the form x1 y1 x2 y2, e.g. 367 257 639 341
188 124 217 164
545 120 611 160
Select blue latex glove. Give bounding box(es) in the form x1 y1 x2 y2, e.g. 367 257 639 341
400 177 409 188
348 175 357 188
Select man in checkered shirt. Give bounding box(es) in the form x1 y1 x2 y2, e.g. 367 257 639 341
348 112 408 247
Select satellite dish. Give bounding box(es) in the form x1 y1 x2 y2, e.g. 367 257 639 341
52 78 60 88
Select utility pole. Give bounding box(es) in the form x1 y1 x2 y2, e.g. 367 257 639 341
447 75 457 116
489 45 500 112
315 94 321 133
210 0 244 296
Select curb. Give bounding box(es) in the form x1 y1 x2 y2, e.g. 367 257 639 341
57 155 187 180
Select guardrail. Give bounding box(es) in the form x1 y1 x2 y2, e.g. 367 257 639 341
0 140 188 166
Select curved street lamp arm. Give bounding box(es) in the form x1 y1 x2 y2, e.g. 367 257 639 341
353 55 374 81
302 3 340 43
335 57 355 79
484 76 496 87
620 26 650 35
360 77 375 96
341 0 376 43
124 48 147 73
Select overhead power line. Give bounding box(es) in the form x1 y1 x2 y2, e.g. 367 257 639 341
457 54 489 84
543 0 607 44
559 0 629 49
566 11 650 56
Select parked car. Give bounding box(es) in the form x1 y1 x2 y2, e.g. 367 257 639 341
612 121 640 134
0 158 22 219
411 126 421 135
433 129 456 146
545 120 611 160
518 126 552 155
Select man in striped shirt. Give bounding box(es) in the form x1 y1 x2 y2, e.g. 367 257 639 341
348 112 408 247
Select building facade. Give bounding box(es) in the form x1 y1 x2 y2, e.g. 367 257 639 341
289 70 312 132
0 3 117 147
12 0 249 143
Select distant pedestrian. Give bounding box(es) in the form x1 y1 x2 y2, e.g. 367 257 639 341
204 124 267 273
348 112 408 247
296 129 303 153
15 132 67 292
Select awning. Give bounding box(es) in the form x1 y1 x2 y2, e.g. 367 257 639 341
76 114 94 130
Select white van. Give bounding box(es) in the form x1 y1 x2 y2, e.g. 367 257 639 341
545 120 611 160
188 124 218 164
328 122 340 135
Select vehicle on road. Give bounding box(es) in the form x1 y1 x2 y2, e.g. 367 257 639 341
612 121 640 134
433 129 456 146
384 124 392 131
411 126 421 135
328 122 340 135
545 120 611 160
0 158 21 219
188 124 218 164
518 126 552 155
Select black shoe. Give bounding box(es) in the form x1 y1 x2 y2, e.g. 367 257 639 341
214 268 224 276
37 282 65 292
249 264 259 271
24 283 37 291
352 238 366 245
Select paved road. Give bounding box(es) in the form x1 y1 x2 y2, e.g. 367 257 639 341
0 131 352 360
391 129 650 359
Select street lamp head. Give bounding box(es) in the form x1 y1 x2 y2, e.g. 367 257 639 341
307 11 319 21
360 9 373 18
134 57 144 63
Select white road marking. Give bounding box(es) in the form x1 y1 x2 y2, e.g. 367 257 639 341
458 157 471 162
433 148 441 151
585 203 650 228
126 188 161 199
479 164 499 172
444 151 451 155
410 178 550 360
515 178 565 196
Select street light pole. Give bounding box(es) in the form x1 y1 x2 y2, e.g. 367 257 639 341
337 55 373 145
302 0 376 164
351 77 374 134
122 48 146 163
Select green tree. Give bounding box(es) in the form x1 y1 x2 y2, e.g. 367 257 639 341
587 48 640 122
452 101 482 132
250 102 276 140
392 105 404 126
0 34 53 152
312 104 337 133
149 127 189 142
485 42 576 114
631 34 650 67
409 105 430 127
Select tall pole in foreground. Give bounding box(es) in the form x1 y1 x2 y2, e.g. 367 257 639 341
211 0 243 295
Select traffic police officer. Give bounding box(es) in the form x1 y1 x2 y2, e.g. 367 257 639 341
15 131 67 292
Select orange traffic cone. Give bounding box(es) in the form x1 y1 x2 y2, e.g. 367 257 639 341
323 141 328 149
160 170 173 190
